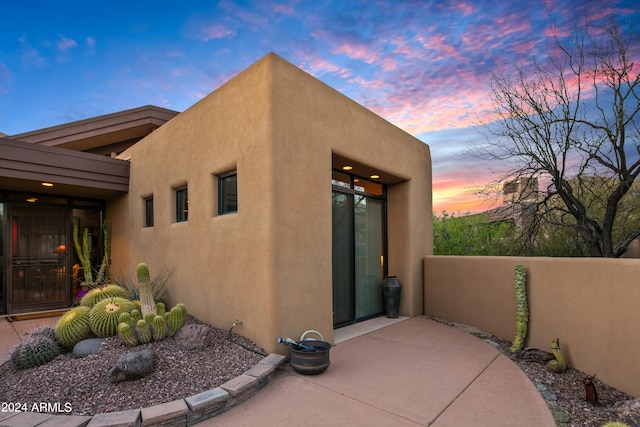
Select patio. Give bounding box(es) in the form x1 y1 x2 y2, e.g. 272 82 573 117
0 315 555 426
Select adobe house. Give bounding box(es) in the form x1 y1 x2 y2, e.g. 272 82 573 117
0 106 177 315
1 53 432 354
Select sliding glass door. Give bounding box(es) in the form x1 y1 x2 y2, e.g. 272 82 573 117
332 171 386 327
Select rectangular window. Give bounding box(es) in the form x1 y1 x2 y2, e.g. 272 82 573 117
218 171 237 215
144 197 154 227
176 186 188 222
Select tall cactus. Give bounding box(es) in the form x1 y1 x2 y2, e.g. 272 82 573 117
137 263 157 317
73 219 110 285
509 264 528 353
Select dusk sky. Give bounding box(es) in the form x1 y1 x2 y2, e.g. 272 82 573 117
0 1 636 213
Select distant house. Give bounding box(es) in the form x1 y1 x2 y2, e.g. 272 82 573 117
0 53 432 353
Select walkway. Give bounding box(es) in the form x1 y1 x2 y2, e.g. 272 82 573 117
0 315 555 426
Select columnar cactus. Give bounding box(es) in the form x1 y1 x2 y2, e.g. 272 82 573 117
509 264 528 353
55 306 92 349
116 304 187 346
152 315 167 341
73 220 110 285
136 319 152 344
137 263 157 317
117 323 138 346
156 302 166 316
547 338 568 373
166 303 187 337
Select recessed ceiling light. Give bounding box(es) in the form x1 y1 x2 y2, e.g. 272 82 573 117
342 165 353 171
370 174 380 179
26 197 37 203
42 182 54 187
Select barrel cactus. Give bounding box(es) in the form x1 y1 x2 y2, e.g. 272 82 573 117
90 297 136 338
80 284 128 308
11 333 62 369
29 326 62 347
55 306 92 349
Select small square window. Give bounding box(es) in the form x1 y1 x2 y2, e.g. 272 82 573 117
218 171 237 215
176 186 188 222
144 196 154 227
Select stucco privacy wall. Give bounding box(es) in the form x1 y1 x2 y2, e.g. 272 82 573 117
108 53 432 355
424 255 640 397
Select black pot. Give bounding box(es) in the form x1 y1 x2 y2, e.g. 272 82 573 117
381 276 402 318
289 341 331 375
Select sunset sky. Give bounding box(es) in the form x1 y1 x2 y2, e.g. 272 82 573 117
0 1 636 213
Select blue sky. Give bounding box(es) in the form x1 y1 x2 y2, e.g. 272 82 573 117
0 0 636 212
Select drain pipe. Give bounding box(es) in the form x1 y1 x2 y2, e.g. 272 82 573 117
227 320 267 356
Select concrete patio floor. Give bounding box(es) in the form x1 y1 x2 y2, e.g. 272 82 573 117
201 316 556 426
0 315 555 426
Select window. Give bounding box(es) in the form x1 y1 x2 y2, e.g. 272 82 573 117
176 186 188 222
218 171 237 215
144 196 154 227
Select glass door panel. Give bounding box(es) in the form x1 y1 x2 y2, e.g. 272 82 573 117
9 205 69 312
354 196 384 319
332 190 385 327
332 191 354 326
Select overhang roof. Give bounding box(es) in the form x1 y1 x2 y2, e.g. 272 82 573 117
0 136 130 199
9 105 178 153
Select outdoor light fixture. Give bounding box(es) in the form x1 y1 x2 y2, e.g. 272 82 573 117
370 174 380 179
42 182 54 187
342 165 353 171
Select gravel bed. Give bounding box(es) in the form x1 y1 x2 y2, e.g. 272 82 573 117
431 316 634 427
0 316 265 416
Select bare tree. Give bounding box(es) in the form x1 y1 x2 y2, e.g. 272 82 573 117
477 17 640 257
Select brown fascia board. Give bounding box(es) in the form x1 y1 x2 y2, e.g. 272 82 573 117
0 137 130 198
9 105 179 152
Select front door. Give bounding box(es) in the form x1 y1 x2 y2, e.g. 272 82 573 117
332 172 386 327
8 204 69 313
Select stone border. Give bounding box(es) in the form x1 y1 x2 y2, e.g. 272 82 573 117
0 353 286 427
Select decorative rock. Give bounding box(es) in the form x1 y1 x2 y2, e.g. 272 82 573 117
73 338 105 358
108 349 154 383
174 324 210 350
616 398 640 427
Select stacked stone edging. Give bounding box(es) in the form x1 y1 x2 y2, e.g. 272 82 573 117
0 353 286 427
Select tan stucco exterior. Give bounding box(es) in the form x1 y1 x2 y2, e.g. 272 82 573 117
425 255 640 397
108 53 432 354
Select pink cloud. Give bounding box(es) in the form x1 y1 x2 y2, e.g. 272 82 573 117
305 57 352 78
272 3 295 15
332 42 379 64
200 24 236 41
448 2 477 16
57 35 77 53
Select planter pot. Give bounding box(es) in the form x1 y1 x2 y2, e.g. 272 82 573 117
289 341 331 375
381 276 402 318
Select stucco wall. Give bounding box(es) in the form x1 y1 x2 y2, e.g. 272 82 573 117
108 53 432 354
424 255 640 397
